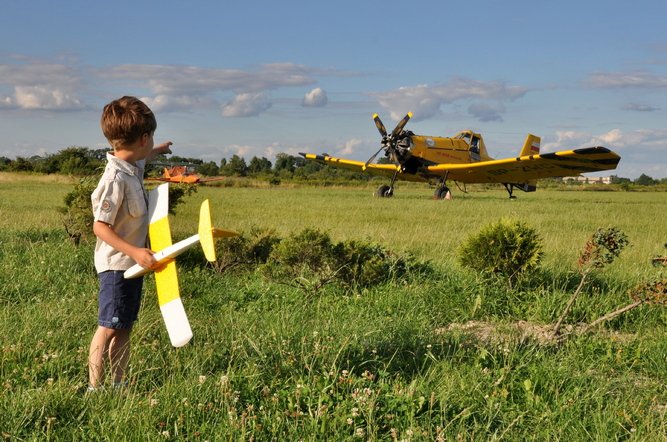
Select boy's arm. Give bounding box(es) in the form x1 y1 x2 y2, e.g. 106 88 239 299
146 141 173 163
93 221 157 269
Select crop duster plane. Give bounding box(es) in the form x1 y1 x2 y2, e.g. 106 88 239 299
124 183 237 347
300 113 621 199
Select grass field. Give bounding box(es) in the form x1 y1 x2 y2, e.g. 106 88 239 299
1 174 666 440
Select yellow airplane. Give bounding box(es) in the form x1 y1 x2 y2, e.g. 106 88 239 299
124 183 237 347
300 112 621 199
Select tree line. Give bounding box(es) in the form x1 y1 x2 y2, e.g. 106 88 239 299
1 146 665 185
0 146 371 182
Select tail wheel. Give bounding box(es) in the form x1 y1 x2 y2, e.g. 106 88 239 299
374 185 393 198
434 186 451 200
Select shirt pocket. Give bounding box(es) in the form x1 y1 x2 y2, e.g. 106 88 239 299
126 185 147 218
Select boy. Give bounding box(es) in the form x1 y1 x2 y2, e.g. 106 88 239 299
88 96 173 390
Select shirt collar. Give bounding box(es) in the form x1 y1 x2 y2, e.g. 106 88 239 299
106 152 143 177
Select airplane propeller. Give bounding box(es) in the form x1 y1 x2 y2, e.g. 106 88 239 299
365 112 413 169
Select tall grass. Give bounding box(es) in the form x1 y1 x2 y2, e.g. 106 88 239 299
1 177 666 439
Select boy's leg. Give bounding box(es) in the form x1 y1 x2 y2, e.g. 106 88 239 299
109 328 132 384
91 271 142 388
88 326 132 388
88 326 112 388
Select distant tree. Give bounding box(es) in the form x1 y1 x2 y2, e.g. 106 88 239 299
0 157 11 171
634 173 656 186
198 161 220 176
8 157 34 172
33 147 105 175
247 156 272 175
273 153 299 173
222 154 248 176
610 175 631 185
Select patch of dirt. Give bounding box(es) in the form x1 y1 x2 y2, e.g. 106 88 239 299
436 320 636 347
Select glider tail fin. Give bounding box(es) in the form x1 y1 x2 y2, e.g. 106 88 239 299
520 134 541 157
198 199 239 262
198 200 217 262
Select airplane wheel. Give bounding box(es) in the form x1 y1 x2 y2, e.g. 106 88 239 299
374 185 393 197
434 186 451 200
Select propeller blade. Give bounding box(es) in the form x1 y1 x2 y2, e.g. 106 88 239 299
373 113 388 137
390 112 412 138
364 146 385 169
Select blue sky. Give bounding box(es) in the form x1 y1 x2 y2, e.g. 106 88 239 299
1 0 666 178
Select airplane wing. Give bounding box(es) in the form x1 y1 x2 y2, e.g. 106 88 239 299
299 153 426 182
425 146 620 183
198 176 226 183
147 183 193 347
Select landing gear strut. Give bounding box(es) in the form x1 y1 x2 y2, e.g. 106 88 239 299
374 168 401 198
503 183 517 199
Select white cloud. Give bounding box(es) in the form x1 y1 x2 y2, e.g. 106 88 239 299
371 77 527 121
101 63 319 95
0 62 85 110
467 103 505 122
221 93 271 117
622 103 660 112
14 86 83 110
302 87 328 107
140 94 216 112
543 128 667 152
96 62 349 115
337 138 363 155
587 71 667 88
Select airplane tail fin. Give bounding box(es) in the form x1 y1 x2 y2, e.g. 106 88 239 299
520 134 541 157
198 199 238 262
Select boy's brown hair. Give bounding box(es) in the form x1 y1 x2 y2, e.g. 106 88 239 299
101 96 157 149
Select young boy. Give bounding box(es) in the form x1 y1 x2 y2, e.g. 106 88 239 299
88 96 173 390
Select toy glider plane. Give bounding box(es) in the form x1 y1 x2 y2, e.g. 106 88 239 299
300 112 621 199
147 165 225 184
124 183 237 347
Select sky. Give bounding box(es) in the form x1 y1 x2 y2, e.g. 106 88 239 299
1 0 666 179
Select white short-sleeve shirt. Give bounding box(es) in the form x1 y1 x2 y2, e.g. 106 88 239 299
91 153 148 272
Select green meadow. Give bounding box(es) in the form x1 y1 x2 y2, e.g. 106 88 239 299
1 174 666 440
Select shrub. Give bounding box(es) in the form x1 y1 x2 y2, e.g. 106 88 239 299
552 226 630 338
260 229 430 294
335 240 425 289
457 218 543 286
212 227 281 273
59 176 98 245
261 229 340 294
578 226 630 270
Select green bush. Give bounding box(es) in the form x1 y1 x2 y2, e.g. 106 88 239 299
335 239 426 288
58 176 98 245
212 227 281 273
261 229 339 294
457 219 543 286
260 228 430 294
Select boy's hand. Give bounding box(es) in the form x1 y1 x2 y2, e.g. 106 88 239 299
155 141 173 155
131 247 158 269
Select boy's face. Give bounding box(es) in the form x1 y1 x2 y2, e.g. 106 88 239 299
137 132 154 160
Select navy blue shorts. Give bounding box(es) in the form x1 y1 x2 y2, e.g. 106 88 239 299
97 271 143 329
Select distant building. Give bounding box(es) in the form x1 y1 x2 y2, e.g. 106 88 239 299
562 176 612 184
